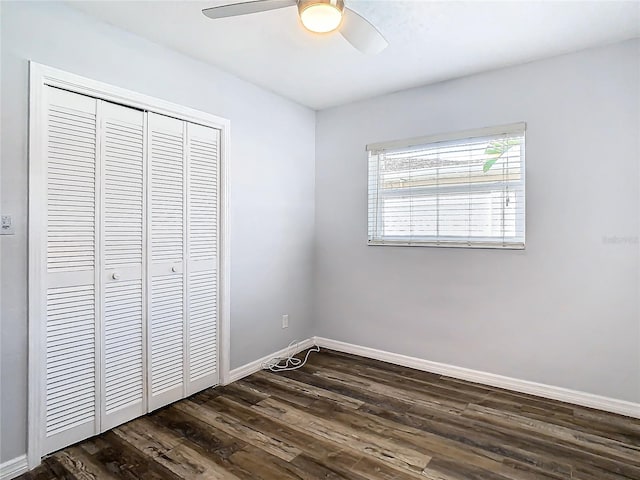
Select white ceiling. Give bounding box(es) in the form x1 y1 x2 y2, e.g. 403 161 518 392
69 0 640 110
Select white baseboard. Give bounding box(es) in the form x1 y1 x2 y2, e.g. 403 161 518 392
223 336 639 418
1 455 28 480
312 336 640 419
8 337 637 480
226 338 316 384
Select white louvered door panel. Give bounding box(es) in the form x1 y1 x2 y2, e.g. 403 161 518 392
100 101 146 430
44 87 98 454
186 123 220 394
147 112 186 410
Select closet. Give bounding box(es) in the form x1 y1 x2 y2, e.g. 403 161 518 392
41 86 220 454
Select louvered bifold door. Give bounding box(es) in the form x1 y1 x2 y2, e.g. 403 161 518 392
44 87 98 454
186 123 220 394
100 101 146 430
147 113 186 411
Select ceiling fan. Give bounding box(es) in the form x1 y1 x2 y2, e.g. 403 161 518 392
202 0 388 54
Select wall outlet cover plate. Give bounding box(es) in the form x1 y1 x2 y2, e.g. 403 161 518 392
1 215 15 235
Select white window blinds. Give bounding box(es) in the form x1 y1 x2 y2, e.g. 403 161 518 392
367 123 526 249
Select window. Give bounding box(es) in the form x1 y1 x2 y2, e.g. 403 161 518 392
367 123 525 249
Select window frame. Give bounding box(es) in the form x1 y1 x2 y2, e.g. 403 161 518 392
367 123 526 249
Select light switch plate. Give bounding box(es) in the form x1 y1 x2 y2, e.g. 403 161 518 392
1 215 15 235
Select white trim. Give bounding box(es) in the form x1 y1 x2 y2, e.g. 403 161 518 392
226 339 316 384
27 61 46 471
312 337 640 419
29 63 229 129
366 122 526 152
27 61 231 468
0 455 29 480
218 122 231 386
367 240 525 249
20 333 640 473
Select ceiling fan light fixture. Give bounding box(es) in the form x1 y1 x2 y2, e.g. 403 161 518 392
299 0 344 33
203 0 388 55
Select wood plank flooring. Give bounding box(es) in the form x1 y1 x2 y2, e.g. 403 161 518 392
19 349 640 479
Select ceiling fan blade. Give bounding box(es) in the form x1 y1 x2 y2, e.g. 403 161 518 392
340 7 388 55
202 0 296 19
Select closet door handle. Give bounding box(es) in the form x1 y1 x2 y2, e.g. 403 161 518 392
171 266 178 273
112 272 120 280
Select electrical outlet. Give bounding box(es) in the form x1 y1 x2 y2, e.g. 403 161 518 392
282 314 289 329
1 215 15 235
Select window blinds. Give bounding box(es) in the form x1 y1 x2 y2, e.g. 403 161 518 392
367 123 526 249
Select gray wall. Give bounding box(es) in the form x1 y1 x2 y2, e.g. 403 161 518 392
0 1 315 462
314 40 640 404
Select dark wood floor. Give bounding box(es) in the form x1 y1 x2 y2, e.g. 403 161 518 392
19 349 640 480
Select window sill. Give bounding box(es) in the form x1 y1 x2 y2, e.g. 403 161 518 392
367 240 525 250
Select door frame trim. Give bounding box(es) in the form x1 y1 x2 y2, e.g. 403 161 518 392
27 61 231 469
